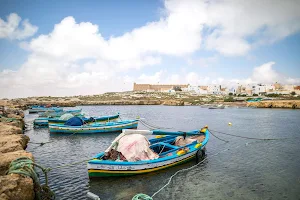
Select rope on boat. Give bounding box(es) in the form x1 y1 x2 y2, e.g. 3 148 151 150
139 119 172 130
7 157 55 200
208 130 229 143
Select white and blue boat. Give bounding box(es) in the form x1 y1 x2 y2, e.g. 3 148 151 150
48 119 139 134
38 109 82 117
87 127 209 177
28 105 63 114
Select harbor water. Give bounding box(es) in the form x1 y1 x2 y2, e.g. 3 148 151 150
25 105 300 200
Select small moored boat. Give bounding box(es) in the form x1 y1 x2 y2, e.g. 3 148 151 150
38 109 82 117
28 106 63 114
87 127 209 177
48 113 119 126
49 119 138 134
208 104 225 109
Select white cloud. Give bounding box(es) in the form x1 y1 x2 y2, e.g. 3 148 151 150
0 13 38 40
1 1 300 98
137 71 164 84
204 0 300 55
134 62 300 87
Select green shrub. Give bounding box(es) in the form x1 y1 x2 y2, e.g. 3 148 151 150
224 97 235 102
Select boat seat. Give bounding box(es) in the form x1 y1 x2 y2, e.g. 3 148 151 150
150 142 180 157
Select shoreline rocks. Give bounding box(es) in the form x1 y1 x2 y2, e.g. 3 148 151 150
0 101 34 200
247 100 300 109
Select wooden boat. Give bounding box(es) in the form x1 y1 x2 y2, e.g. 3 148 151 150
87 128 210 177
38 109 82 117
29 106 63 114
45 113 120 126
49 119 138 134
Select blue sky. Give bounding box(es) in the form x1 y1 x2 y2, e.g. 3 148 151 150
0 0 300 98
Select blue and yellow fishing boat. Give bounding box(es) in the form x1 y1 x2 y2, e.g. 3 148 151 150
48 119 138 134
87 127 209 177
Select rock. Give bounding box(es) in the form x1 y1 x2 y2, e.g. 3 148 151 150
247 100 300 109
184 102 193 106
0 122 23 135
0 174 34 200
0 150 33 176
0 135 29 153
163 100 184 106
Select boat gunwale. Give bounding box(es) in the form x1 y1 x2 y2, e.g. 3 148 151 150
49 119 138 129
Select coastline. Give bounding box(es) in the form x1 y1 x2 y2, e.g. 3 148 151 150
0 100 34 199
8 91 300 108
247 100 300 109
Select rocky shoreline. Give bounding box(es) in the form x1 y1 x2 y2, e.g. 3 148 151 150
247 100 300 109
11 91 299 108
0 100 34 200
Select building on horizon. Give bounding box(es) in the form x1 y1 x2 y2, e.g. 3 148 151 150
133 83 188 92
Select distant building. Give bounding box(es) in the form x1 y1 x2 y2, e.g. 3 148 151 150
133 83 188 92
252 84 266 95
185 85 208 94
207 85 221 94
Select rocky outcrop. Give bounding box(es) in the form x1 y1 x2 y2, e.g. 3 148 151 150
247 100 300 109
0 122 23 135
0 101 34 200
0 135 30 153
0 174 34 200
163 100 184 106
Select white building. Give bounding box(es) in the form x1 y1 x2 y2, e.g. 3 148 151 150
185 85 208 94
252 84 266 95
207 85 221 94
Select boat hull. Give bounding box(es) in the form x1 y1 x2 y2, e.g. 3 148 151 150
49 120 138 134
29 106 63 114
88 152 197 177
38 109 82 117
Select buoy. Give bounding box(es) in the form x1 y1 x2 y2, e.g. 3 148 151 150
228 122 232 126
195 143 202 148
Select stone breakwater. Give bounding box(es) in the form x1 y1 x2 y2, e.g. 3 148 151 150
247 100 300 109
0 100 34 200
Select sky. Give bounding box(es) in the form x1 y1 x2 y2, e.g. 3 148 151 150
0 0 300 98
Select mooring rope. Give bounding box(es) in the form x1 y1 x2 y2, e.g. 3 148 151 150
149 145 234 198
7 157 55 200
208 129 286 140
208 130 229 143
